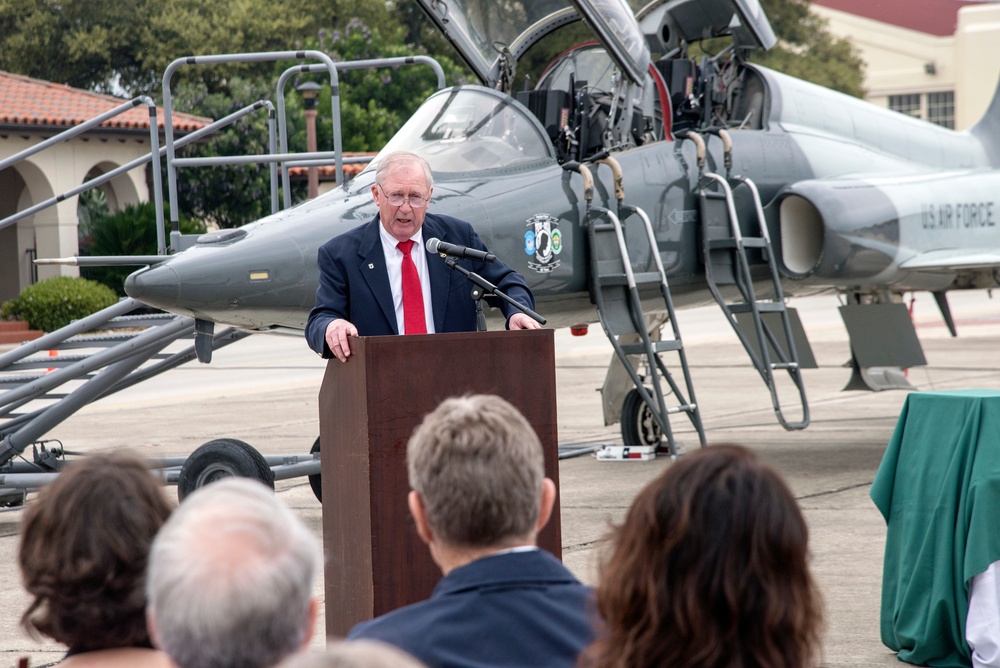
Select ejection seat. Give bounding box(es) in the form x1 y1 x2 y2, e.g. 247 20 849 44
516 42 672 160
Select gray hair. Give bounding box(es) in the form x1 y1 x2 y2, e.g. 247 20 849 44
407 395 544 548
375 151 434 189
146 478 320 668
278 641 427 668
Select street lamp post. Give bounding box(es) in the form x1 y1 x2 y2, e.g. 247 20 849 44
297 81 322 199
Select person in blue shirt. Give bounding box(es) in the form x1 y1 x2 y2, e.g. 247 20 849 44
348 394 595 667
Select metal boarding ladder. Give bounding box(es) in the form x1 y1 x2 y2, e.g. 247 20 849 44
0 299 252 468
699 171 809 429
584 160 706 457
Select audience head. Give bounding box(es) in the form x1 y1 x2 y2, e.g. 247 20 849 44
18 451 173 652
279 641 428 668
407 394 553 551
146 478 321 668
583 444 822 668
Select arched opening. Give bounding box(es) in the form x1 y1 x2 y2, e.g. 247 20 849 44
77 161 142 249
0 161 56 302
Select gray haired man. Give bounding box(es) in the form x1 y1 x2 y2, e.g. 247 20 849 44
348 394 596 667
146 478 320 668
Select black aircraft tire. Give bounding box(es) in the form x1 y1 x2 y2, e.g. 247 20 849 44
308 436 322 504
621 388 662 447
177 438 274 502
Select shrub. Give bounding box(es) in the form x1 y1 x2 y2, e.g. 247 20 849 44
1 276 118 332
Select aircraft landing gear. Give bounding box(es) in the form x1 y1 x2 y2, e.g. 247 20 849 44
620 388 663 447
308 437 322 503
177 438 274 501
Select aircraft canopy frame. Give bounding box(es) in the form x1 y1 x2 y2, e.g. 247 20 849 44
414 0 650 87
363 85 556 178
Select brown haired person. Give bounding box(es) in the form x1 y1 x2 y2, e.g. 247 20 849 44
18 452 174 668
348 394 594 667
580 444 823 668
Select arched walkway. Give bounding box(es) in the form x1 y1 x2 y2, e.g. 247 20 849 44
0 162 56 303
81 160 142 214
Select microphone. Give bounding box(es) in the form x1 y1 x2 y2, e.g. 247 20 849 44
426 237 496 263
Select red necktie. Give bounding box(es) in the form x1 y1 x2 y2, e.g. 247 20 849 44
397 240 427 335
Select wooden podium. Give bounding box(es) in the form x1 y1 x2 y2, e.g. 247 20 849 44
318 328 560 638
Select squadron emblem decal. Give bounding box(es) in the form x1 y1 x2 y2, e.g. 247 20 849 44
524 214 562 274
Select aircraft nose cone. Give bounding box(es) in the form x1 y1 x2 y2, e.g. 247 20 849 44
124 263 182 311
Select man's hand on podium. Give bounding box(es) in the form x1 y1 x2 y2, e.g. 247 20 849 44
325 318 359 362
508 313 542 330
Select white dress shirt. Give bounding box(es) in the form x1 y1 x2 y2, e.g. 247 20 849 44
378 223 435 335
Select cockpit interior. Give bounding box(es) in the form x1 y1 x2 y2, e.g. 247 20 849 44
372 0 776 175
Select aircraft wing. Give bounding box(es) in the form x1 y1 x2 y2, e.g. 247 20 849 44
899 249 1000 271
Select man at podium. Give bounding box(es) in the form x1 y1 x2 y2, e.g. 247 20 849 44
305 151 540 361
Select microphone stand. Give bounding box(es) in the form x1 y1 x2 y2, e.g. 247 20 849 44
443 257 547 332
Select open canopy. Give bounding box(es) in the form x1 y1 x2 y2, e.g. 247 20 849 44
415 0 650 87
365 85 555 177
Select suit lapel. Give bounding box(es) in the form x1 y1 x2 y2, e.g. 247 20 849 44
423 216 452 333
357 216 398 335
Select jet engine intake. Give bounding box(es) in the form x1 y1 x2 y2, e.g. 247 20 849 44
775 180 900 282
778 195 824 277
776 170 1000 285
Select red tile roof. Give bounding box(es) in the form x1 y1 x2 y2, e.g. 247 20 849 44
812 0 988 37
0 70 210 132
288 153 376 180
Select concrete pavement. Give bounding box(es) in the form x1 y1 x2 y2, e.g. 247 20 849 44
2 291 999 666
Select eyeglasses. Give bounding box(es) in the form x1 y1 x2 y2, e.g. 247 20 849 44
378 185 428 208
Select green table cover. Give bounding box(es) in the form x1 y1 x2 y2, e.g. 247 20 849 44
871 390 1000 667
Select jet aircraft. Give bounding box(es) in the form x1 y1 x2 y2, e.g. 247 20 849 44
12 0 1000 468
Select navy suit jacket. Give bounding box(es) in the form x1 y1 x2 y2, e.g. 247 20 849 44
347 550 597 668
305 213 535 357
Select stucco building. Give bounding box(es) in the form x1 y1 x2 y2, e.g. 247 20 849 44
812 0 1000 130
0 72 208 304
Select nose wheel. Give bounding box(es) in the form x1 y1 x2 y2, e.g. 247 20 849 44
177 438 274 501
621 388 663 447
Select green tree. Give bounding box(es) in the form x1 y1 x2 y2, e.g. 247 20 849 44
0 0 154 93
0 0 409 95
668 0 864 98
80 202 205 295
143 0 316 94
171 77 285 228
517 21 596 88
149 11 465 224
391 1 476 82
749 0 865 97
286 18 468 154
77 188 109 249
0 0 471 226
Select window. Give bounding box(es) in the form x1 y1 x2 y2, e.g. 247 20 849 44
927 92 955 129
888 92 955 129
889 94 922 119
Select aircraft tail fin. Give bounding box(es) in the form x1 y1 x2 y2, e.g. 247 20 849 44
970 73 1000 165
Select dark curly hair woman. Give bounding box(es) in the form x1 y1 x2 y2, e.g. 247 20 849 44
580 444 823 668
18 451 174 668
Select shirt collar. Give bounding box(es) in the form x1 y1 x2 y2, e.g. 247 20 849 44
378 218 424 253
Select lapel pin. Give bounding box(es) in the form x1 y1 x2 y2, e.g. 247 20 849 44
368 263 374 269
